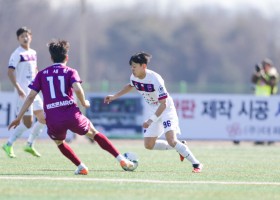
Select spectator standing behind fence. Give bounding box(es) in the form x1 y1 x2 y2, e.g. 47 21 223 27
252 58 279 145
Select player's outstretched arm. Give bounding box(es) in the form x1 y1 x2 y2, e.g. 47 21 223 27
8 68 26 99
104 84 133 104
8 90 38 130
72 82 90 108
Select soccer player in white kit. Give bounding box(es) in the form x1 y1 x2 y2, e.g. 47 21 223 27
2 27 46 158
104 52 203 173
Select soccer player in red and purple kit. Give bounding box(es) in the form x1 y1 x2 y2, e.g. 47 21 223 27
8 39 135 175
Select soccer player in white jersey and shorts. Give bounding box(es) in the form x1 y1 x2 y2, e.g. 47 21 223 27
2 27 46 158
104 52 203 173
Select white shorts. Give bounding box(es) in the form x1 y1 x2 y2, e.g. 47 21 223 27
16 95 43 116
143 107 181 138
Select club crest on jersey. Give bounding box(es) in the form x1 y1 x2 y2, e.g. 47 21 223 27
147 84 154 92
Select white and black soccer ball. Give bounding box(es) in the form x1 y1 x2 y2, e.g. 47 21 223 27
123 152 139 171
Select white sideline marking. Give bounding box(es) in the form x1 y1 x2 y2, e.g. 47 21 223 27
0 176 280 186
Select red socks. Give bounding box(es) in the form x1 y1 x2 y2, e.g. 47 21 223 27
94 133 120 157
58 142 81 166
57 133 119 167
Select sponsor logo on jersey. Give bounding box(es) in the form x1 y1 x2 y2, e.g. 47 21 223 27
46 100 74 109
132 80 155 92
19 54 36 62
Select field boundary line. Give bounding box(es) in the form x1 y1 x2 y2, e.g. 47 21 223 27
0 176 280 185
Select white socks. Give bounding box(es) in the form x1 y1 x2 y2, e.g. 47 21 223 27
174 142 200 164
152 140 200 165
116 154 126 162
78 162 87 169
152 140 173 150
8 121 44 146
27 121 44 145
8 123 28 145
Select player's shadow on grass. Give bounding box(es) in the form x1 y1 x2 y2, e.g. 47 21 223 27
40 168 120 173
0 173 50 176
0 168 182 175
39 169 172 173
0 169 188 176
80 169 180 173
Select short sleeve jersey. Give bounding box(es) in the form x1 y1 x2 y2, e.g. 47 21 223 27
8 46 37 93
130 69 172 108
29 64 81 122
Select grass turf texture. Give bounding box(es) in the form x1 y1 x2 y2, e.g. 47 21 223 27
0 139 280 200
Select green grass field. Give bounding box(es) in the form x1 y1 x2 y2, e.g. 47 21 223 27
0 138 280 200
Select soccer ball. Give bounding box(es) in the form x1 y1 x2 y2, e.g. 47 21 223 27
123 152 139 171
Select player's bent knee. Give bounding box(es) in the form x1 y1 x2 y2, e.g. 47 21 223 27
38 118 46 124
167 140 176 148
23 120 32 128
54 140 64 146
34 111 46 124
25 123 32 129
86 132 95 140
144 143 154 150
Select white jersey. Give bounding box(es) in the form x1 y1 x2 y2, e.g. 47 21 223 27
130 69 180 137
130 69 175 110
8 46 37 93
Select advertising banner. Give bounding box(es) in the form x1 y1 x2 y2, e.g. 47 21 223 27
0 92 16 138
173 94 280 141
86 93 144 138
2 91 280 141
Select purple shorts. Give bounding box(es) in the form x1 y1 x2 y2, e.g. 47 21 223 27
47 112 90 140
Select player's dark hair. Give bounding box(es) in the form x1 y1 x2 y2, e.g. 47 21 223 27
16 27 32 37
48 39 70 63
129 52 152 65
